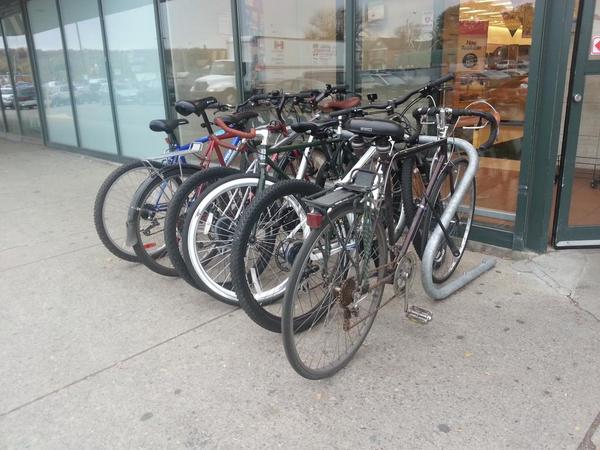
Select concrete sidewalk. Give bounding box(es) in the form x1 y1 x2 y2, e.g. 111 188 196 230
1 139 599 449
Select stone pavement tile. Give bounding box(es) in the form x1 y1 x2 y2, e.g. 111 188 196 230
0 243 235 414
513 249 600 321
1 257 599 449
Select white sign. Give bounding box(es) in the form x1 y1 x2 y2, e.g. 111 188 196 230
591 35 600 56
422 11 434 32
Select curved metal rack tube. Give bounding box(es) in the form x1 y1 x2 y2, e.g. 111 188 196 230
418 135 496 300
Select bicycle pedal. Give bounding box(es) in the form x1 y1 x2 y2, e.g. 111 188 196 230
406 306 433 324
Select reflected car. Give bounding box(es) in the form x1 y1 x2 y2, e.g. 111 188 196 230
47 83 71 107
358 71 407 99
113 82 139 104
1 85 13 107
190 60 237 104
1 83 37 109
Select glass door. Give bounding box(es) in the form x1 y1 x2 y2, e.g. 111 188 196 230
555 0 600 247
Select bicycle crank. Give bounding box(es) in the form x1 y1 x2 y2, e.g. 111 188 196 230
394 252 433 325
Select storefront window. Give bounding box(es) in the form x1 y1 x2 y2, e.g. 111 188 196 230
102 0 165 158
60 0 118 153
159 0 237 143
3 13 42 138
356 0 536 230
28 0 78 146
238 0 345 97
0 25 9 133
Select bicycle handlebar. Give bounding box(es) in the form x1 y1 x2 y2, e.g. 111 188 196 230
392 72 455 107
213 117 257 139
411 106 499 151
328 73 455 119
450 108 498 151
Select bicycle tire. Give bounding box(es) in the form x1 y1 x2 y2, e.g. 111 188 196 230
181 173 277 305
163 166 241 288
231 179 323 332
282 203 387 379
420 157 475 284
93 160 162 262
131 165 201 277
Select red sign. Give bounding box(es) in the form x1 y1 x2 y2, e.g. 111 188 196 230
592 36 600 56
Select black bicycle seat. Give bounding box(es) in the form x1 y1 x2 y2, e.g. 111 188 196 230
148 118 189 133
344 117 405 140
291 120 338 136
174 96 219 116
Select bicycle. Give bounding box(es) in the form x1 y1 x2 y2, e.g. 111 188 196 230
180 87 362 304
228 76 451 332
124 96 265 277
93 96 242 263
281 101 498 379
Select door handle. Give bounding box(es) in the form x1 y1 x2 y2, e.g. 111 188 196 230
573 93 583 102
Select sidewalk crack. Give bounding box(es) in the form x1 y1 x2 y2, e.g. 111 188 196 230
513 259 600 323
0 308 238 418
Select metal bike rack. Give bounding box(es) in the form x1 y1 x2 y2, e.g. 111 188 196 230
418 136 496 300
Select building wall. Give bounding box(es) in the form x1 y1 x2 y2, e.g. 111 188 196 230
0 0 541 246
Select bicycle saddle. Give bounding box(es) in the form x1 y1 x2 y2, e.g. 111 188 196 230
148 118 189 133
174 96 219 116
217 110 259 126
290 119 338 135
320 96 361 111
344 117 405 140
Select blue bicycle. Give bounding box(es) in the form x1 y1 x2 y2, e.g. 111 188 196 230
93 96 242 263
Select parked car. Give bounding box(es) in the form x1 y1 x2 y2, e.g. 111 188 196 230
47 83 71 107
358 71 407 98
190 60 236 104
1 82 37 109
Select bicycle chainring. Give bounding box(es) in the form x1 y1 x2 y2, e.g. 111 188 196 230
393 252 416 297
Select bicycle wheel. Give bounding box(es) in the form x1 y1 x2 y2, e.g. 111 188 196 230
93 160 162 262
231 179 323 332
420 157 475 284
164 166 241 288
282 203 387 379
181 174 276 305
130 165 201 277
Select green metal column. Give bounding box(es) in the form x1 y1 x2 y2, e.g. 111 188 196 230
514 0 575 252
230 0 244 101
344 0 355 92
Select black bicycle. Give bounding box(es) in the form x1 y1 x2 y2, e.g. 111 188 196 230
281 101 498 379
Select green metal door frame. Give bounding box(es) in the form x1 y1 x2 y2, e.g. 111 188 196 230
553 0 600 247
513 0 577 252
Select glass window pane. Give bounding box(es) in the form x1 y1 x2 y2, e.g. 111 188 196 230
239 0 345 97
356 0 536 231
0 30 9 133
102 0 166 158
159 0 237 144
590 0 600 60
3 13 42 138
28 0 77 146
60 0 117 153
568 75 600 226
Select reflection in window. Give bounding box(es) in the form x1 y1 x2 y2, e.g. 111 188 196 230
60 0 117 153
356 0 536 230
28 0 77 146
0 28 10 133
239 0 345 97
160 0 237 143
2 13 41 138
103 0 166 158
